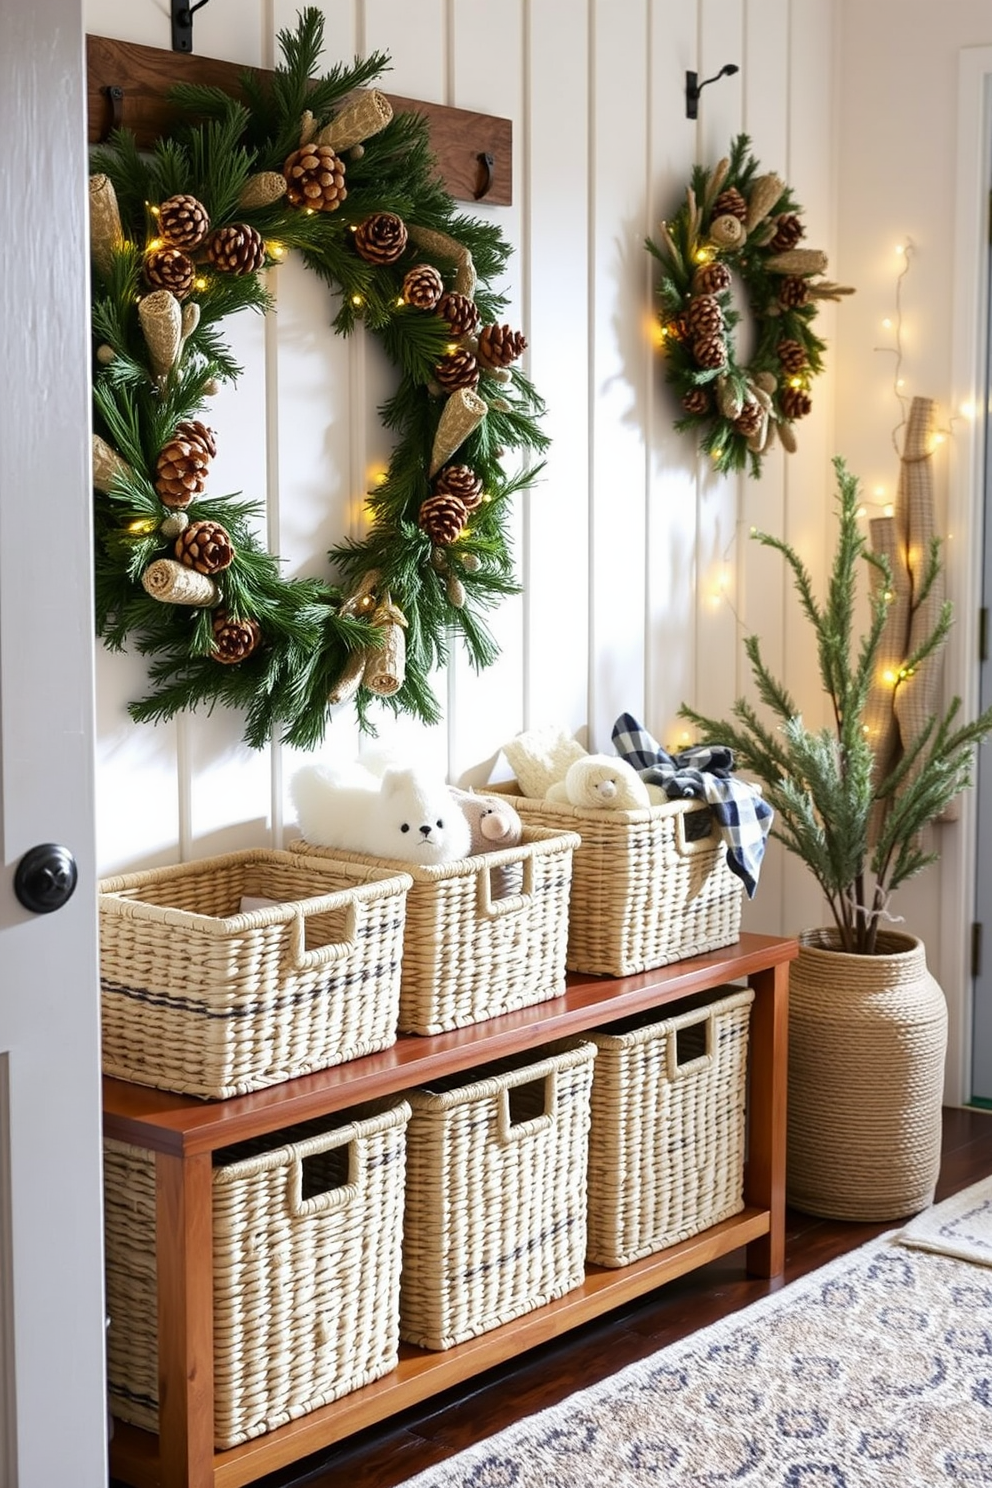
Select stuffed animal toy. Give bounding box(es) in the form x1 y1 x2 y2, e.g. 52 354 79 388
290 764 472 865
450 788 524 855
545 754 651 810
451 788 525 898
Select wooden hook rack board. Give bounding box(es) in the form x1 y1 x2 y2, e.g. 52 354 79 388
86 35 512 207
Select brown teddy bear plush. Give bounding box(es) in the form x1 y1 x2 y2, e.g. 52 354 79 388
451 788 525 899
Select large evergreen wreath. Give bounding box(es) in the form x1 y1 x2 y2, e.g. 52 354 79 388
646 135 852 477
89 9 547 749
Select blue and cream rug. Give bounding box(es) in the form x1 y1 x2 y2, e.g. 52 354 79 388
402 1175 992 1487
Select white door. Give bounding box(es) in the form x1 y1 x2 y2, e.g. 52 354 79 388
0 0 109 1483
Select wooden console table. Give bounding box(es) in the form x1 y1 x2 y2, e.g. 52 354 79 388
105 930 794 1488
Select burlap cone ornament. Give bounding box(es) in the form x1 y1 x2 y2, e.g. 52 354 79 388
141 558 220 607
407 223 477 299
238 171 288 210
363 599 408 697
138 290 183 382
429 387 487 476
316 89 394 152
89 173 123 278
92 435 133 494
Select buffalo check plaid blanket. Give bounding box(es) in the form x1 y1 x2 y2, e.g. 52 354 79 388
611 713 773 898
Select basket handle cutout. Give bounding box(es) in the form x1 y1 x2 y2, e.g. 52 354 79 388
288 1131 362 1216
476 851 534 919
675 805 716 857
497 1069 557 1143
285 898 360 972
667 1009 715 1080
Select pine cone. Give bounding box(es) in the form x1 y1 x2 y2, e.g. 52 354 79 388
418 492 468 545
692 333 728 370
769 212 805 252
435 347 480 392
144 246 194 300
434 463 483 511
158 194 210 251
687 294 724 337
776 338 808 375
155 437 211 508
781 385 812 419
205 224 266 276
733 399 765 438
212 611 262 664
682 387 711 415
402 264 444 309
283 144 347 211
353 212 408 265
778 275 811 309
477 324 527 368
692 261 732 296
437 291 480 337
175 519 234 574
712 187 748 221
174 419 217 459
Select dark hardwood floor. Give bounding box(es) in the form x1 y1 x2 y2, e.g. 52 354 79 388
231 1104 992 1488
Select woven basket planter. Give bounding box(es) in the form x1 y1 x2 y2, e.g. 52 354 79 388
104 1099 411 1449
99 849 412 1098
289 827 579 1034
585 985 754 1266
399 1039 597 1349
787 929 948 1221
489 786 742 976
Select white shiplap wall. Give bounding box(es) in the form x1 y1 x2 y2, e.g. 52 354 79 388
85 0 837 957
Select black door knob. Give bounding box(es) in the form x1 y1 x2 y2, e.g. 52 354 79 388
14 844 78 914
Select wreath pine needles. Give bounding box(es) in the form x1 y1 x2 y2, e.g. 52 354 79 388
646 133 853 477
89 6 546 747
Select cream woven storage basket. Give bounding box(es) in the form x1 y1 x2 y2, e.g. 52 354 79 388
490 786 742 976
289 827 579 1034
104 1099 411 1449
585 985 754 1267
400 1039 597 1350
99 849 412 1098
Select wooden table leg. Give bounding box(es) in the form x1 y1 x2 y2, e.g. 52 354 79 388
156 1148 214 1488
743 959 789 1278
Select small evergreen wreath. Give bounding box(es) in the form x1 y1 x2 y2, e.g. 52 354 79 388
89 8 547 749
646 134 853 477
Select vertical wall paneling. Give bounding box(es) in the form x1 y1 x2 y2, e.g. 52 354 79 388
519 0 592 746
645 1 700 752
734 0 790 934
448 0 527 786
588 0 651 750
691 0 745 730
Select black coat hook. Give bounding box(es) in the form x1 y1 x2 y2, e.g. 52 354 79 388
685 63 739 119
474 153 495 201
172 0 212 53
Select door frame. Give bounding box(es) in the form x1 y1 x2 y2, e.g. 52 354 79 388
948 45 992 1104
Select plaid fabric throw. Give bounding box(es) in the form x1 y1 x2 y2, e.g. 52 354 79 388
611 713 773 898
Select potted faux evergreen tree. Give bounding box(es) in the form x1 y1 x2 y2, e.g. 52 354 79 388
680 446 992 1222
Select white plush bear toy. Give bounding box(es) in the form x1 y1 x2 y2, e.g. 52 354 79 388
545 754 651 810
291 764 472 865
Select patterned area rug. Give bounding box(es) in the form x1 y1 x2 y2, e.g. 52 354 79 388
895 1172 992 1268
401 1191 992 1487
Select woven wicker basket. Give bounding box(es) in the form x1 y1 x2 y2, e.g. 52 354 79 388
585 986 754 1267
400 1039 597 1350
104 1099 411 1449
489 785 742 976
289 827 579 1034
99 849 412 1098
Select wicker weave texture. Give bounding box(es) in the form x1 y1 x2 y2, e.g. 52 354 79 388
99 849 411 1098
787 930 948 1221
585 986 754 1267
399 1040 597 1350
105 1100 411 1449
491 789 742 976
289 827 579 1034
